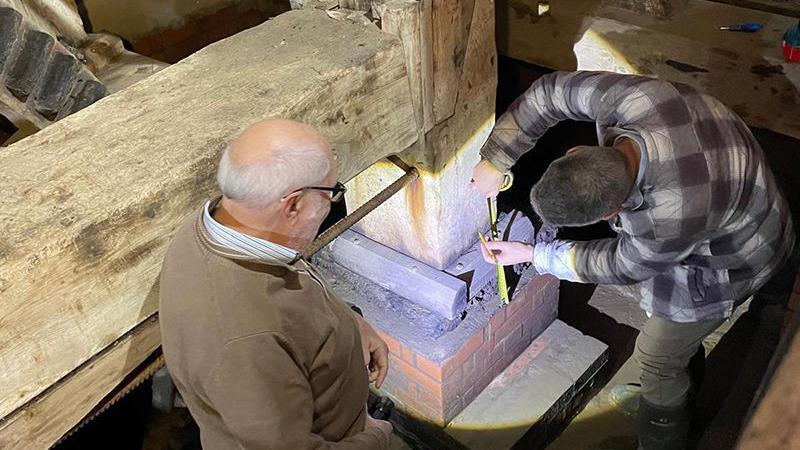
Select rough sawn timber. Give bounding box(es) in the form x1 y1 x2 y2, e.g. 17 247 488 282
0 7 417 438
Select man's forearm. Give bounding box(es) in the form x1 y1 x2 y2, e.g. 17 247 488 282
533 239 583 282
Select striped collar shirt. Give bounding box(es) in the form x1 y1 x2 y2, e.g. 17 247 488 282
202 199 299 265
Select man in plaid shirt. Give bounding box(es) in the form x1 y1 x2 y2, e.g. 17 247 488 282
473 71 796 449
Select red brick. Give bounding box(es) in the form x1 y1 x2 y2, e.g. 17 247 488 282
488 337 507 368
461 353 476 376
442 328 484 377
376 330 401 356
506 289 533 317
416 354 443 380
493 308 525 347
417 384 443 408
475 341 492 372
390 354 441 395
489 307 507 333
400 345 417 366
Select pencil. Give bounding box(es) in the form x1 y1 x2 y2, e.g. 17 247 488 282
478 232 498 263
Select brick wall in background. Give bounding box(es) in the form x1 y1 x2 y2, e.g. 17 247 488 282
132 4 285 64
376 275 560 425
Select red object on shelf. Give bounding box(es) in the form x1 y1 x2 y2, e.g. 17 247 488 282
783 21 800 63
784 41 800 63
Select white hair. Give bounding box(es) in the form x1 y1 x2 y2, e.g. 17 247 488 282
216 142 331 208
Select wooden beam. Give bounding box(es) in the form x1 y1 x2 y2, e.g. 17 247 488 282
340 0 371 10
381 0 435 134
0 316 161 449
497 0 800 140
0 8 416 426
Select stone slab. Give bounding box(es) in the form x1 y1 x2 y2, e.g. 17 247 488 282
444 210 535 299
330 229 467 320
446 319 609 450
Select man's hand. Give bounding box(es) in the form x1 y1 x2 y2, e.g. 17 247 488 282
471 159 505 198
354 314 389 388
365 410 393 437
480 240 534 266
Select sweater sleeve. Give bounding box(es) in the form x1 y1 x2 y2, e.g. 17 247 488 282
204 332 388 449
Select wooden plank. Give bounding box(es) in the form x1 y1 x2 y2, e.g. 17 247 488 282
330 229 468 319
0 316 161 449
0 9 417 422
497 0 800 140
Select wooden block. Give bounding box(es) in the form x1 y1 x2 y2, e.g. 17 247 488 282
0 9 416 427
330 230 468 319
497 0 800 140
445 211 535 298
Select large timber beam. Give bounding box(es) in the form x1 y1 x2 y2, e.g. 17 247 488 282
497 0 800 140
0 9 416 447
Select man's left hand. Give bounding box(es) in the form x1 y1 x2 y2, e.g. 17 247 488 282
354 314 389 389
480 240 534 266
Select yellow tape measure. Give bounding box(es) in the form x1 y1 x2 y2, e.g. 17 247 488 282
499 173 514 192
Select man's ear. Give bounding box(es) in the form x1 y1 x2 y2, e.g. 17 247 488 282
280 191 303 222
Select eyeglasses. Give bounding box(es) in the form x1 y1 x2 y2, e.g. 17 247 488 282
285 181 347 203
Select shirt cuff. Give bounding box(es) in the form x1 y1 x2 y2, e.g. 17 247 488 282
533 240 582 282
480 138 516 173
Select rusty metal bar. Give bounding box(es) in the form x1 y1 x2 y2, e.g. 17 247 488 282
302 155 418 259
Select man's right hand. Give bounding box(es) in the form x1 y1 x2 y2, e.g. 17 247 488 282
366 413 393 437
471 159 505 198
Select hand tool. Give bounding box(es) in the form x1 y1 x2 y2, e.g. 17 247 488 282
719 22 762 32
486 173 514 304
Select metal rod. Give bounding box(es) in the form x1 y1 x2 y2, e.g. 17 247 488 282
302 155 419 259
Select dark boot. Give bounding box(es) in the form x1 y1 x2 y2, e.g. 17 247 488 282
638 398 691 450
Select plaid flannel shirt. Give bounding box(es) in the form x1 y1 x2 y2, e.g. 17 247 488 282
483 71 795 322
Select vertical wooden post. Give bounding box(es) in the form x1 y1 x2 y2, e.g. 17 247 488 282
345 0 497 269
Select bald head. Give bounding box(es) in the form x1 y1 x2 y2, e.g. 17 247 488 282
217 119 336 209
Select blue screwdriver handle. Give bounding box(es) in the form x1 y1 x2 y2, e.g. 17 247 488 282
720 22 762 32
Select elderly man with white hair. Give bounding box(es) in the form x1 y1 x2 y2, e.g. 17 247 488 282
159 119 393 449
